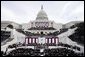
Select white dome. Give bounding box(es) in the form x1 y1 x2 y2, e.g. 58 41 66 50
36 5 48 20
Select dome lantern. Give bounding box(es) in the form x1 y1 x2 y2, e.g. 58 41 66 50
36 5 48 20
41 5 43 10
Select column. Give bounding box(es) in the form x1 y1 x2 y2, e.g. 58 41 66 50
52 38 54 43
33 38 34 43
46 38 47 44
29 38 31 43
51 38 52 43
28 38 29 44
56 38 58 44
57 38 59 44
31 38 33 43
49 38 51 43
54 38 56 44
34 38 36 43
25 38 26 44
47 38 49 44
26 38 28 44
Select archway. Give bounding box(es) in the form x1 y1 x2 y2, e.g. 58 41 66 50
41 31 43 35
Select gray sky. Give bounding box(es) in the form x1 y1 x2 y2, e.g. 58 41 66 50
1 1 84 24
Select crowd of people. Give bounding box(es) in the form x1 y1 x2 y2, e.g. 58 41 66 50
1 31 11 42
16 27 68 36
1 23 84 56
69 22 84 45
58 42 80 51
1 42 84 56
44 48 84 56
5 48 40 56
1 48 84 56
47 28 68 36
6 42 81 52
1 42 82 56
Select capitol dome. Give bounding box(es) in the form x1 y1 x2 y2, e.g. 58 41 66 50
36 5 48 20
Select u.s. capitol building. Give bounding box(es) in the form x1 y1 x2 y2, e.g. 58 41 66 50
22 5 63 34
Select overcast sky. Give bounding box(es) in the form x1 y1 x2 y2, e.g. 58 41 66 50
1 1 84 24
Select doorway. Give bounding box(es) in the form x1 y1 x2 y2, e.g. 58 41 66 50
41 31 43 35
